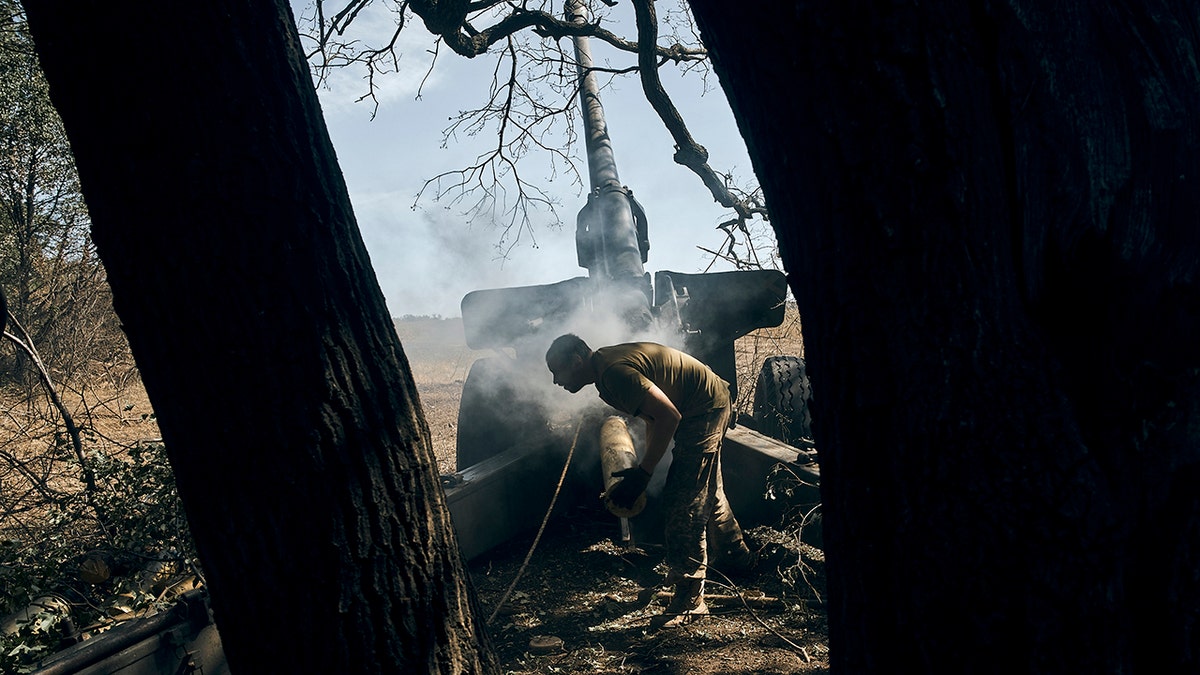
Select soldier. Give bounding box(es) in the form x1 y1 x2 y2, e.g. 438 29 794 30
545 333 755 629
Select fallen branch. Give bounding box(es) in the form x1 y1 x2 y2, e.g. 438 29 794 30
4 311 110 535
652 590 783 609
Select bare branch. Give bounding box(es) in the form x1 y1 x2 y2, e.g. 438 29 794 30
465 0 508 12
0 445 65 504
4 312 109 534
303 0 410 104
295 1 776 268
416 35 442 98
413 34 583 255
405 3 706 63
630 0 764 223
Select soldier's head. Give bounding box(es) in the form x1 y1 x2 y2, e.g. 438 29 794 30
545 333 594 394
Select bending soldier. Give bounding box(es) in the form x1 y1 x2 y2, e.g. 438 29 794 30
545 333 755 628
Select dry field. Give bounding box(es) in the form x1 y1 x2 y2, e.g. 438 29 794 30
0 376 162 541
393 317 480 475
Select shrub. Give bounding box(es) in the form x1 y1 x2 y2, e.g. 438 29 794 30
0 435 197 673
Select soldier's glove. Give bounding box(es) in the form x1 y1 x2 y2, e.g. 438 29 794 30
608 466 652 510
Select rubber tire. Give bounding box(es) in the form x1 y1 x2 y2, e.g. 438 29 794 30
455 357 527 470
751 355 812 445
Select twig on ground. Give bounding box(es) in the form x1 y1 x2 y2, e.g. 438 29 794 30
705 565 809 653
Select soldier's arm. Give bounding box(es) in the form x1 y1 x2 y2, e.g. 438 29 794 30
636 384 681 475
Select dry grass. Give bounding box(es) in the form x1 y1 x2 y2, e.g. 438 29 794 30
0 376 161 543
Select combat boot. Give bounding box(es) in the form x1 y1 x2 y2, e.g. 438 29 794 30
651 577 708 630
710 540 758 581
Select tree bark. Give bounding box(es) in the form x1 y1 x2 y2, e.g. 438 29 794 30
690 1 1200 672
21 1 498 673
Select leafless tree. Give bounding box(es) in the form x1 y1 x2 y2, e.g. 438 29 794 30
295 0 772 266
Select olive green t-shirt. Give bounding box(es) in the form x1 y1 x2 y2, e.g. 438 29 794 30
591 342 729 418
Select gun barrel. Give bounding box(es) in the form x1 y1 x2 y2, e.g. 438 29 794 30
567 0 620 192
566 0 649 318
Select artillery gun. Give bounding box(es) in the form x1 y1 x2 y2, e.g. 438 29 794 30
445 0 817 559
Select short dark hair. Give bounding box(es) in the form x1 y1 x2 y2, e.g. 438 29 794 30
545 333 590 366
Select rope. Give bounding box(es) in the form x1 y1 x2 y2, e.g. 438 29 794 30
486 420 583 625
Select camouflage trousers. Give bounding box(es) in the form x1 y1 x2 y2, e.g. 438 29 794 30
661 403 747 581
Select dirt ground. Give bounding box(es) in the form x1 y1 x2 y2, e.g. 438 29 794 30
397 316 830 674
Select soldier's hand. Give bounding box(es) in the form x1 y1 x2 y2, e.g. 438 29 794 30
608 466 652 510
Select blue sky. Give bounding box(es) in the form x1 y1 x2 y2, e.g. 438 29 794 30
296 2 767 318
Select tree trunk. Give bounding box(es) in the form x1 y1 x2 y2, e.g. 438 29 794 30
21 2 498 673
690 1 1200 672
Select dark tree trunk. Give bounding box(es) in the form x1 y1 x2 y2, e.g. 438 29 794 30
21 2 498 673
691 1 1200 672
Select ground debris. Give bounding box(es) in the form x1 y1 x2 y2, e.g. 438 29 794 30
470 509 828 674
528 635 565 654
